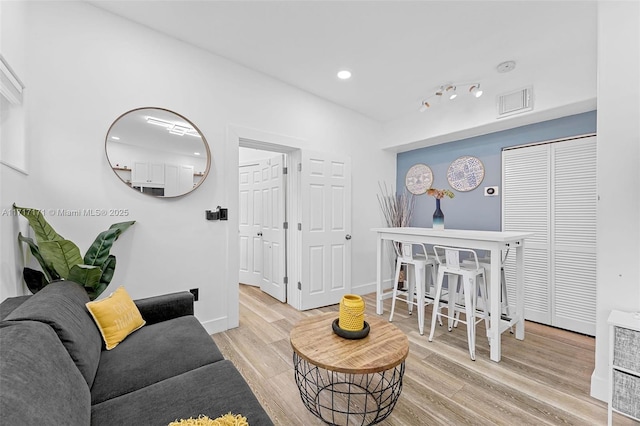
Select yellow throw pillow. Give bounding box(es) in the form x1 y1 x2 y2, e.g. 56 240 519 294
86 286 145 350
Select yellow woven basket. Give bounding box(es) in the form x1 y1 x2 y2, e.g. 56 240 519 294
339 294 365 331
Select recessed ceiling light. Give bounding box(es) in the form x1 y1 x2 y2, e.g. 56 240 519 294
194 152 201 156
337 70 352 80
111 136 120 140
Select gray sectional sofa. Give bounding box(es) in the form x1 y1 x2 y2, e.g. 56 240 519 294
0 280 273 425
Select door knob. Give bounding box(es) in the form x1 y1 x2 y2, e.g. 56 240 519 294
345 234 352 240
257 232 263 237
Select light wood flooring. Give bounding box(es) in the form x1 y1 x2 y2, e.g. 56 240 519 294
212 285 636 425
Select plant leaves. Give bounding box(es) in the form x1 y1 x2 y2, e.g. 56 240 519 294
23 267 49 294
84 221 134 268
108 220 136 240
17 233 60 281
99 255 117 288
83 229 119 267
13 204 64 244
39 240 83 279
68 265 103 300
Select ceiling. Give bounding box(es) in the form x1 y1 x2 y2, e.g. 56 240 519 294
87 1 597 123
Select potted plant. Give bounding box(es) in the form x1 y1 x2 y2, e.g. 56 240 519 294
13 204 135 300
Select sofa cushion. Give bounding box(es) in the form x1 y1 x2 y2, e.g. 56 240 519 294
4 280 102 387
90 315 225 404
0 295 30 320
86 286 146 350
91 360 273 426
0 321 91 425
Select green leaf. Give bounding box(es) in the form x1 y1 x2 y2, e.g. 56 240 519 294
83 228 119 267
87 282 108 301
39 240 83 279
99 255 117 288
17 233 60 281
23 267 50 294
108 220 136 240
84 221 134 268
68 264 103 300
13 204 64 244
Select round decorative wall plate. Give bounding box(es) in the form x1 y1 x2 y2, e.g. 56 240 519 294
405 163 433 195
447 156 485 192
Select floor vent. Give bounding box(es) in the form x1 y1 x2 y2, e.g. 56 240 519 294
497 86 533 118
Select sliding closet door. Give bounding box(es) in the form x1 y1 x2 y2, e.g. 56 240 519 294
503 144 551 325
502 135 597 335
551 137 597 335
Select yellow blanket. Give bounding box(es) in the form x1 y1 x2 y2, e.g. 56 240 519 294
169 413 248 426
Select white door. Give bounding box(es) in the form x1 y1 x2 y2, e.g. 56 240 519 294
259 154 287 302
299 150 352 310
550 137 597 335
503 144 551 325
239 161 264 287
503 136 597 335
238 155 287 302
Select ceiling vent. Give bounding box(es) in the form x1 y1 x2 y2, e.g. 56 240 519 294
497 86 533 118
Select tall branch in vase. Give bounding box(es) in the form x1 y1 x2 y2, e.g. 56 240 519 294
376 182 415 228
377 182 415 287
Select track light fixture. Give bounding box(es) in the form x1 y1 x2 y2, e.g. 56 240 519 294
469 84 483 98
419 82 483 111
445 85 457 100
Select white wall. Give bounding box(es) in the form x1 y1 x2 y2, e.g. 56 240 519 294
239 147 277 164
0 0 32 297
590 1 640 401
0 2 395 332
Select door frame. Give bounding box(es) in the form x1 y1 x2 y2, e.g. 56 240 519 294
228 126 305 322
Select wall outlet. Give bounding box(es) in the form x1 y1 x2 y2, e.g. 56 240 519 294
189 288 199 301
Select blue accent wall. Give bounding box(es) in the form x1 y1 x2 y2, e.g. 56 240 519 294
397 111 597 231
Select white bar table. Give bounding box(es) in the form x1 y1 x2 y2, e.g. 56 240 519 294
373 227 533 362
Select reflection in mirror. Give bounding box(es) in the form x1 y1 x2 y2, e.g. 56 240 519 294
105 107 211 197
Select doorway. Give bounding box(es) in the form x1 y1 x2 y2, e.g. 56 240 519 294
239 146 288 303
234 132 353 312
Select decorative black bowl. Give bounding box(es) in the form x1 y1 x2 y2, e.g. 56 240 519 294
332 318 370 340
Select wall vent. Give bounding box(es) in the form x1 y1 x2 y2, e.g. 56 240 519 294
497 86 533 118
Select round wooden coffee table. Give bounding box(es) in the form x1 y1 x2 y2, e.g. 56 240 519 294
290 312 409 425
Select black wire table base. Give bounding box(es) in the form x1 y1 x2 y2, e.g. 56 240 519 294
293 352 405 426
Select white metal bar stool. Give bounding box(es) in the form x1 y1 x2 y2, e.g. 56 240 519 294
388 241 439 335
463 248 512 318
428 245 489 360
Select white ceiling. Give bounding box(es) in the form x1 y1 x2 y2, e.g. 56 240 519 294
87 1 597 123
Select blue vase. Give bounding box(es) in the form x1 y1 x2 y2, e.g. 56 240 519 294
433 198 444 229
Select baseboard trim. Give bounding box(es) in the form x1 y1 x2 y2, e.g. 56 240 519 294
590 370 608 402
200 316 229 335
350 281 377 296
350 279 394 296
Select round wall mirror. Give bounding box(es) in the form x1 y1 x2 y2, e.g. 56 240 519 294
105 107 211 197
